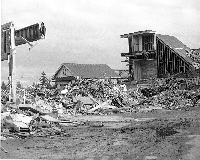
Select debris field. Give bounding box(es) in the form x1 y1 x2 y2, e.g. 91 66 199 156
1 77 200 159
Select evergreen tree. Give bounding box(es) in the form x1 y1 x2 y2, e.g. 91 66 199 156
39 71 51 88
1 81 7 90
32 82 36 88
17 81 22 89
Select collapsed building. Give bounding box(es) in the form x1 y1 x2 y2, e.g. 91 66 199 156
120 30 200 82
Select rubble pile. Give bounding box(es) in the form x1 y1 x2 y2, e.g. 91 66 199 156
1 89 9 104
189 50 200 64
185 49 200 69
1 78 200 140
148 89 199 110
139 78 200 110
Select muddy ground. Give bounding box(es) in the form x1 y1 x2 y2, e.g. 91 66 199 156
1 107 200 160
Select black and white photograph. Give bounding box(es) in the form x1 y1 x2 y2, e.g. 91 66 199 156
1 0 200 159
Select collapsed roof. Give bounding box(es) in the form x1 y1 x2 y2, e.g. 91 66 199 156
157 34 200 69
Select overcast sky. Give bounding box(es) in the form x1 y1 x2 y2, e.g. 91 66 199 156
1 0 200 86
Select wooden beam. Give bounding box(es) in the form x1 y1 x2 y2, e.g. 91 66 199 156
163 45 166 74
154 34 157 50
128 36 132 54
177 58 180 73
170 50 173 73
173 52 176 73
166 46 169 73
157 38 159 76
1 22 12 30
121 53 134 57
120 34 128 38
161 41 163 74
183 61 185 73
164 43 166 74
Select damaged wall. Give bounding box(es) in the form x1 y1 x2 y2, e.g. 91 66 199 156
134 60 157 80
156 37 190 78
121 31 200 81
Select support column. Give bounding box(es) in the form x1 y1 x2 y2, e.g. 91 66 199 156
138 35 143 51
9 22 16 103
153 33 157 50
128 36 132 54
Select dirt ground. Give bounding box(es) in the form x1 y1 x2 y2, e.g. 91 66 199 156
1 107 200 160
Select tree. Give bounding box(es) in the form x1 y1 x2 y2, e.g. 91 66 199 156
32 82 39 88
1 81 7 90
17 81 22 89
39 71 51 88
32 82 36 88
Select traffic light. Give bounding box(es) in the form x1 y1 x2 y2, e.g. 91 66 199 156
15 22 46 46
1 29 11 61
